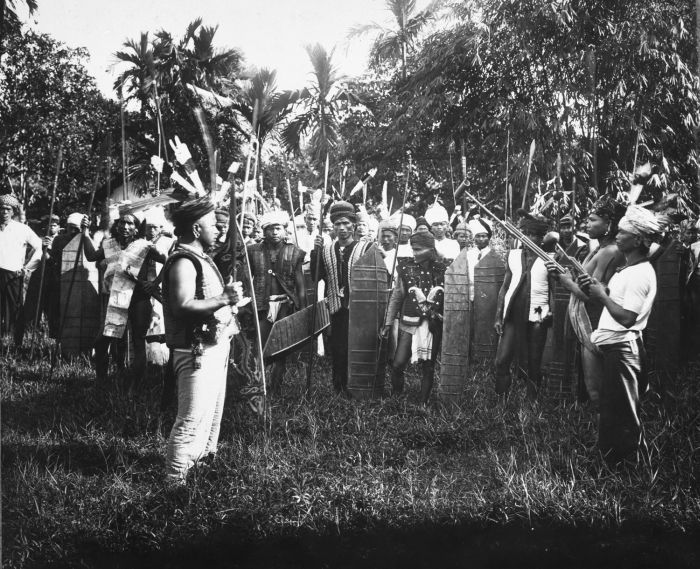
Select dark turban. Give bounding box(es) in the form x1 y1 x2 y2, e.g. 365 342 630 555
330 201 356 223
559 214 573 226
410 231 436 249
171 197 216 237
516 209 549 235
590 194 626 227
415 217 429 230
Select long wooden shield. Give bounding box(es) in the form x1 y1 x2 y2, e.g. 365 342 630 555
262 299 330 359
347 247 389 400
472 250 505 361
543 273 577 401
60 235 100 357
646 242 681 377
439 249 471 402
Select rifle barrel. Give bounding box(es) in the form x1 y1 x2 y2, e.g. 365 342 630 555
460 185 565 273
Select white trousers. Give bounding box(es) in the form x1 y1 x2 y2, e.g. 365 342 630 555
165 341 230 481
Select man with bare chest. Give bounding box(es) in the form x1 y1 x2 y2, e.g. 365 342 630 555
547 195 627 408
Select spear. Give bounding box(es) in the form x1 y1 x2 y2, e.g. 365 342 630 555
286 175 298 246
375 151 412 393
49 139 106 380
30 145 63 357
119 90 128 200
231 101 269 422
305 153 332 396
520 139 536 209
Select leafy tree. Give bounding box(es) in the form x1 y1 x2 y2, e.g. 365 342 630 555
394 0 699 213
0 29 120 218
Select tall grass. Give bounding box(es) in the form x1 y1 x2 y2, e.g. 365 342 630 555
2 339 699 567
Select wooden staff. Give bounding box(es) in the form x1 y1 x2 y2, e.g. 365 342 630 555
305 153 332 396
30 145 63 357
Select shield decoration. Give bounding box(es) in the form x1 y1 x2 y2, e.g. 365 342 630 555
347 247 390 400
472 249 505 361
262 299 330 359
60 234 101 357
439 248 471 402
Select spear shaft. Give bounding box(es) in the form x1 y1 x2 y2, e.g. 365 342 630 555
30 145 63 356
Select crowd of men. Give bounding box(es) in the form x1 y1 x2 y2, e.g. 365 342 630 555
0 183 697 480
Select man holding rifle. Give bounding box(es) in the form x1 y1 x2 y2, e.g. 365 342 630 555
578 205 663 463
494 211 554 400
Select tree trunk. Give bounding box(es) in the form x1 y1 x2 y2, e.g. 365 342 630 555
696 0 700 201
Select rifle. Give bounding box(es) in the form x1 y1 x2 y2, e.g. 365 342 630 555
456 181 566 273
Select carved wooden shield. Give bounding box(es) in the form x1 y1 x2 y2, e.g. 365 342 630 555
646 242 681 377
439 248 471 402
543 273 577 401
60 235 100 357
347 247 390 400
262 299 330 359
471 250 505 361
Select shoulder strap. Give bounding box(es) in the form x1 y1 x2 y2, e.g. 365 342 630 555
164 250 205 300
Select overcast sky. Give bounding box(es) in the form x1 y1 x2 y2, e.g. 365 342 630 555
25 0 419 98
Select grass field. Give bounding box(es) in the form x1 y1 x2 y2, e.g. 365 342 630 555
2 339 700 568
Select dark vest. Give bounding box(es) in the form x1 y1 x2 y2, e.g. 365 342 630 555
248 241 304 311
396 258 447 325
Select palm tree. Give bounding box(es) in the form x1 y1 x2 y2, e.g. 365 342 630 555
282 44 361 166
348 0 446 79
154 18 242 96
226 68 296 154
113 32 158 112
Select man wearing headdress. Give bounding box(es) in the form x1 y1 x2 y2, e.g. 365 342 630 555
378 218 399 275
580 206 663 463
396 214 416 259
466 218 493 302
424 204 460 262
452 221 472 251
161 197 243 482
354 210 371 241
494 211 553 399
239 212 257 246
381 232 447 405
311 201 375 395
0 194 42 346
557 215 588 262
546 195 627 409
83 210 166 384
247 210 307 395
